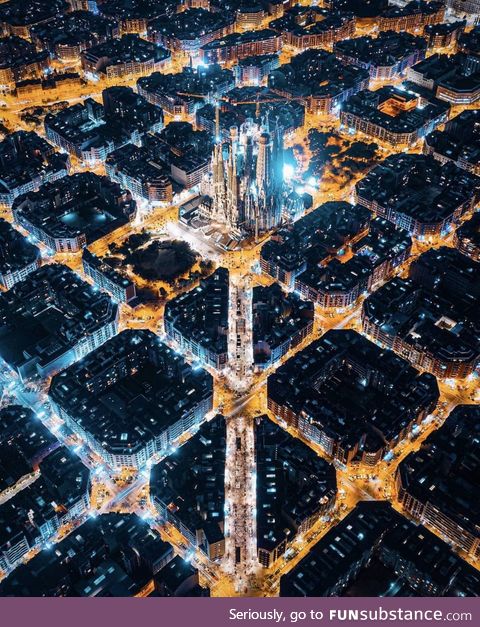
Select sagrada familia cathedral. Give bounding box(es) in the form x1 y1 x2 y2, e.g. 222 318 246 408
202 118 303 239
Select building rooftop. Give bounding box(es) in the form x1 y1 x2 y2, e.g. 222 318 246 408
296 216 411 298
236 54 279 69
82 249 133 291
12 171 136 246
154 121 214 175
457 25 480 57
255 415 336 553
150 414 226 552
99 0 177 24
137 64 234 110
0 263 118 379
362 247 480 373
424 20 466 41
281 501 394 596
45 86 163 162
268 329 439 459
335 30 427 69
342 85 449 137
154 554 206 597
30 10 118 54
164 267 229 358
38 446 90 509
0 34 49 73
355 153 480 232
0 131 69 206
0 446 89 556
105 141 172 201
268 48 369 100
0 0 67 31
82 34 170 73
424 109 480 174
380 0 443 20
325 0 388 18
0 513 173 596
201 29 279 52
408 53 480 97
252 283 314 365
261 201 371 280
280 501 480 597
398 405 480 544
269 6 354 40
196 87 304 138
148 8 235 47
0 405 59 493
48 329 213 458
455 211 480 260
0 218 40 278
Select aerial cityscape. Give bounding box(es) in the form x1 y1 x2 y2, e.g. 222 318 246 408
0 0 479 599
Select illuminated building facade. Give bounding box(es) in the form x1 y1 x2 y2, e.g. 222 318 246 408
200 30 282 65
82 249 137 304
269 6 356 51
378 1 444 34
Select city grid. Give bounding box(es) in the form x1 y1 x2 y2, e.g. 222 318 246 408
0 0 479 599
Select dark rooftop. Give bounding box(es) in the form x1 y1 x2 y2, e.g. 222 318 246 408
398 405 480 547
30 10 117 54
334 30 427 69
355 153 480 234
256 415 336 554
261 201 371 283
148 8 235 46
164 267 229 359
48 329 213 459
0 131 69 206
362 247 480 376
0 446 89 561
268 48 369 100
280 501 480 597
455 211 480 261
150 414 226 553
0 405 59 493
252 283 314 365
0 263 118 380
268 329 439 462
0 513 173 596
0 218 40 279
0 0 67 30
82 35 170 73
424 109 480 175
12 172 136 247
342 85 449 139
296 216 411 301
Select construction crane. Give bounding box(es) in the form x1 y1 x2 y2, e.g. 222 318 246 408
175 91 305 140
